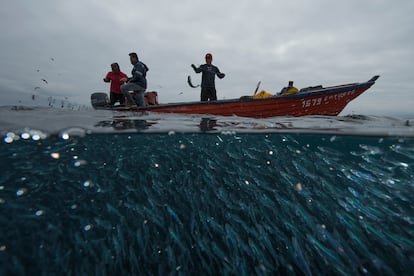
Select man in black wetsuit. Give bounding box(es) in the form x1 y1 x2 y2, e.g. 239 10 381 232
191 53 225 101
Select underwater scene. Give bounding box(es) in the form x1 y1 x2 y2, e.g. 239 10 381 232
1 108 414 275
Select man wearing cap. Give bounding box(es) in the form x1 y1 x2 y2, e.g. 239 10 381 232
191 53 225 101
120 52 149 107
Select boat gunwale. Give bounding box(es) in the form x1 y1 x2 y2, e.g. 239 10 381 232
137 81 374 111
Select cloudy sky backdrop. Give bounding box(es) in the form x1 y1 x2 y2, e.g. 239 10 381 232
1 0 413 116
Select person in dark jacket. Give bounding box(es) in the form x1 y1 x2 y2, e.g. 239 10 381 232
191 53 225 101
120 52 149 107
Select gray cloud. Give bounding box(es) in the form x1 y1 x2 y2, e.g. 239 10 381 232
1 0 413 116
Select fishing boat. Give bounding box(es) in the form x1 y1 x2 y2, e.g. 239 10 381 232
91 75 379 118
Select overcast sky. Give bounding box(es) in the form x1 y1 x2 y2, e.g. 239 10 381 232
1 0 413 116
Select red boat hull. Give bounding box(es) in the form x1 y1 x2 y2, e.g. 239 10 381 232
94 76 379 118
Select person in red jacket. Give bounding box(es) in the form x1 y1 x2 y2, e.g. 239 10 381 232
103 63 128 106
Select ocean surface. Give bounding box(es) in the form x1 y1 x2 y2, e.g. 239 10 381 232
1 106 414 275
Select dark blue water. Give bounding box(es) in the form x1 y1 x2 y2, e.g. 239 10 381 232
1 132 413 275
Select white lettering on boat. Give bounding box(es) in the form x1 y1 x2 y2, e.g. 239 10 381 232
301 90 355 108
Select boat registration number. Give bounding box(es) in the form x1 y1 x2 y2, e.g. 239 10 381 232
301 90 356 108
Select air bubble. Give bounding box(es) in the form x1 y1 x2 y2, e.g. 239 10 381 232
84 224 92 231
35 210 44 216
50 153 60 159
16 188 28 196
83 180 93 187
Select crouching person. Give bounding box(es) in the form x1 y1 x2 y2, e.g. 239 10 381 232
120 52 149 107
279 81 298 96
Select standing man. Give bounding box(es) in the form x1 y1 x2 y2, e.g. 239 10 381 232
120 52 149 107
191 53 225 101
103 63 128 106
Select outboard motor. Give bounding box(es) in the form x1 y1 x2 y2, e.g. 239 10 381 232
91 93 109 109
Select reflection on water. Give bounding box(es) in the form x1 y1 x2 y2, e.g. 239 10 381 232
0 106 413 136
94 119 155 131
199 118 218 132
94 118 221 132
